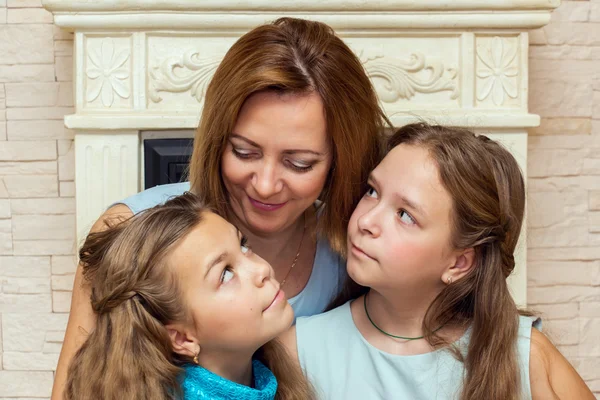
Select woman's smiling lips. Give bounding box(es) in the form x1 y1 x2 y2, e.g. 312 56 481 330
263 289 285 312
248 196 287 212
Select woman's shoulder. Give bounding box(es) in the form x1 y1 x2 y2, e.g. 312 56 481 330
116 182 191 214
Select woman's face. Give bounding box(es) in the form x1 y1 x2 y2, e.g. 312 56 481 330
170 212 294 356
221 91 332 235
346 144 458 292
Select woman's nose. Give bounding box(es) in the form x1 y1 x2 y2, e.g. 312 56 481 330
251 160 283 200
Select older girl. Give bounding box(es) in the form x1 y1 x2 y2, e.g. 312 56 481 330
53 17 388 398
283 123 594 400
65 193 312 400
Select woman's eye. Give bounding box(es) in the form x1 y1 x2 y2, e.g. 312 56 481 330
365 186 378 199
220 267 234 284
232 148 255 159
286 160 313 173
398 210 416 225
240 236 251 255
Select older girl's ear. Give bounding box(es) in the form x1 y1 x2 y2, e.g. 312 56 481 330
442 248 475 285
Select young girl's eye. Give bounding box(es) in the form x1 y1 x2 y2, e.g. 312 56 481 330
240 235 251 255
365 185 378 199
398 210 416 225
220 267 234 284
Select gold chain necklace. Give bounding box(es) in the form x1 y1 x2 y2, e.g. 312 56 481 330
280 213 306 288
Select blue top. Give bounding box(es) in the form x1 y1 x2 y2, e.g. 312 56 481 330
117 182 347 319
296 300 542 400
181 360 277 400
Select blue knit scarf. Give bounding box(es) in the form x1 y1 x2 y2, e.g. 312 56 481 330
181 360 277 400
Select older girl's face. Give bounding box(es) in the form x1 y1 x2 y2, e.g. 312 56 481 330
221 91 332 235
346 144 458 292
170 212 294 356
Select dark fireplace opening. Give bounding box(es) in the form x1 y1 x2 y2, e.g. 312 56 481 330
144 138 194 189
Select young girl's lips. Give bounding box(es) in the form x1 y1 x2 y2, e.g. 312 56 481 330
248 196 287 212
263 289 285 312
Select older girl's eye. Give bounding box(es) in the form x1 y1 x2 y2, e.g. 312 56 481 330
240 236 251 255
220 267 234 284
398 210 416 225
365 186 378 199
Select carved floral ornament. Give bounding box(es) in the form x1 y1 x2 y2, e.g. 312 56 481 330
85 38 131 107
148 48 459 104
149 50 221 103
476 36 519 106
358 51 459 103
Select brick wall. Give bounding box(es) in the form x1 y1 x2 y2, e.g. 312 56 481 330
528 0 600 397
0 0 74 398
0 0 597 398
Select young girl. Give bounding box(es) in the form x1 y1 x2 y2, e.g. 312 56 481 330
65 193 313 400
282 123 594 399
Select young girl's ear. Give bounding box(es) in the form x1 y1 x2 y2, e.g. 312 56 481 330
166 324 200 359
442 248 475 285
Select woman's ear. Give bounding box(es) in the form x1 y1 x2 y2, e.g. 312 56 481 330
166 323 200 359
442 248 475 285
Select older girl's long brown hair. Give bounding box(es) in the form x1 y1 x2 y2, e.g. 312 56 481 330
65 193 313 400
189 17 389 255
389 123 530 400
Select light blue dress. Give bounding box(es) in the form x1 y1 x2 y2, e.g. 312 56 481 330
296 300 541 400
117 182 347 319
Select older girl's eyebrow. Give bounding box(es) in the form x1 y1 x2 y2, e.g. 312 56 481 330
369 172 427 218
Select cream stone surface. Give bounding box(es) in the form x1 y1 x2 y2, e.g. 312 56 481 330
0 0 597 397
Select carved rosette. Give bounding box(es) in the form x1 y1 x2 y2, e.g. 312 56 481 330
85 37 132 108
476 36 520 107
358 50 459 103
148 49 222 104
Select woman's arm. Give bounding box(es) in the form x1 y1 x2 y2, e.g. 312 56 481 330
51 204 134 400
530 328 595 400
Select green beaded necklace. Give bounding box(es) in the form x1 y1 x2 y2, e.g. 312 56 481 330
363 291 443 341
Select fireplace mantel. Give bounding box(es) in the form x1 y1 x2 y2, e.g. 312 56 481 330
43 0 560 306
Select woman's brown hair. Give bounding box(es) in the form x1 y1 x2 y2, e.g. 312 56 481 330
189 17 389 254
65 192 313 400
387 123 529 400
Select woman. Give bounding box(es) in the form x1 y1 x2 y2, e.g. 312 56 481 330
52 17 388 398
66 193 312 399
282 123 594 399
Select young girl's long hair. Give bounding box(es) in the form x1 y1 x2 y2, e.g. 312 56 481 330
65 192 312 400
389 123 529 400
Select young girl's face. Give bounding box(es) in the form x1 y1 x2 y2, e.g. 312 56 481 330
170 212 294 356
346 144 458 292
